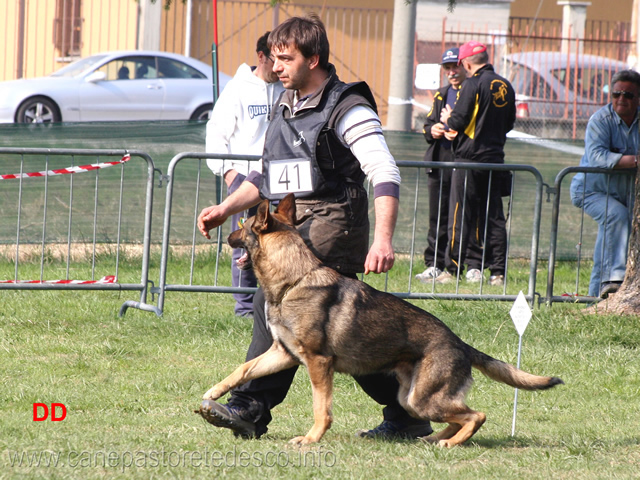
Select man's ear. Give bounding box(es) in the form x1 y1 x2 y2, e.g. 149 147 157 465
307 54 320 70
274 193 296 226
253 199 272 232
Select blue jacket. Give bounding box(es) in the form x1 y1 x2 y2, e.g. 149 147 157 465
570 103 638 207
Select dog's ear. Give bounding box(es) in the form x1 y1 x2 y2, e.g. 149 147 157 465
253 199 272 232
274 193 296 226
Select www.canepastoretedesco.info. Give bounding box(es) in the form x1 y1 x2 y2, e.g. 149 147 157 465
6 447 337 470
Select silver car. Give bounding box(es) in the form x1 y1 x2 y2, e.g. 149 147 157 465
0 50 231 123
503 51 629 120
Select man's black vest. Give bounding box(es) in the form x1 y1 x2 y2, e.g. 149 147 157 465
260 78 376 200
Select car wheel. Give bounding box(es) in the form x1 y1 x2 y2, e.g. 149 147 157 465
16 97 61 123
190 104 213 121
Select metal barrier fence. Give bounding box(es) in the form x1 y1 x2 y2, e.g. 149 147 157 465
546 165 635 305
398 161 544 306
0 148 158 316
3 148 620 315
143 153 547 316
141 152 262 317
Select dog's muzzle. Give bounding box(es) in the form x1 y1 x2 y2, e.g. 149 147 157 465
236 250 252 270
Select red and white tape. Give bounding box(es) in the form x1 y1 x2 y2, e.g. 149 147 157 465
0 275 116 284
0 154 131 180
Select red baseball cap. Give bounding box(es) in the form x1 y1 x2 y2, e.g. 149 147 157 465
457 41 487 64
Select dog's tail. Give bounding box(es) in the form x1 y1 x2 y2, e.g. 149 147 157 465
470 348 563 391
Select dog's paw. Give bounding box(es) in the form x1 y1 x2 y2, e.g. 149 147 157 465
436 439 456 448
202 385 224 400
421 436 438 444
288 435 316 445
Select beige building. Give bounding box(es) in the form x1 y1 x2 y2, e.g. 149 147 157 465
1 0 395 118
1 0 635 125
2 0 139 81
3 0 635 81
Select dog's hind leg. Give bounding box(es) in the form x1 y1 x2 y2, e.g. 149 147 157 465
429 423 462 442
429 410 486 447
394 362 419 419
405 355 486 447
203 342 299 400
289 355 334 445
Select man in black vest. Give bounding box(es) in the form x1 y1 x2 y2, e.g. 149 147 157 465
197 15 432 440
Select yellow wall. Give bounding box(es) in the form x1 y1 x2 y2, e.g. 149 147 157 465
510 0 632 21
2 1 19 80
182 0 395 119
0 0 138 81
1 0 634 84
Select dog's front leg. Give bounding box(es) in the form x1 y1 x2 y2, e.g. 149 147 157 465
289 355 334 445
203 342 298 400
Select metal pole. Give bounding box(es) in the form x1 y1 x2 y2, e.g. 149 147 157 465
185 0 193 57
17 0 26 78
386 0 417 131
211 0 219 105
511 334 523 436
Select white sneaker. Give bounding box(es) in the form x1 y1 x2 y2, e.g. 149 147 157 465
466 268 483 283
489 275 504 286
435 271 454 284
415 267 442 283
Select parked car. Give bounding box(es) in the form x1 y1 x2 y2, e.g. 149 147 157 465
0 51 231 123
502 51 629 120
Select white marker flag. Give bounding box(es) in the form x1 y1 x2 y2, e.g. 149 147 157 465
509 290 533 436
510 290 532 336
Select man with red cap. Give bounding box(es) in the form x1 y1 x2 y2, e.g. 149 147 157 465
439 40 516 287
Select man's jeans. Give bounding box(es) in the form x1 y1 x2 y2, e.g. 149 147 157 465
228 173 257 316
581 192 631 297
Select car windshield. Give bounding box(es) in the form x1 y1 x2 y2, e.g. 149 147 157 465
551 67 613 102
157 57 206 79
50 55 109 77
507 64 557 100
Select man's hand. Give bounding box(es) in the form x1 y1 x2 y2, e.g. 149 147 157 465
430 122 446 139
197 181 261 239
364 239 395 274
197 205 229 239
443 129 458 141
440 104 453 125
364 195 399 275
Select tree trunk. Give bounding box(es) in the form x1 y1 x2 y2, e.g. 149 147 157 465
597 171 640 314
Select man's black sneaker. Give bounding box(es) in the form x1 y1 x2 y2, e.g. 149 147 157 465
198 400 259 438
356 420 433 439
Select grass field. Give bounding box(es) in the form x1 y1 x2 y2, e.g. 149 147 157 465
1 255 639 479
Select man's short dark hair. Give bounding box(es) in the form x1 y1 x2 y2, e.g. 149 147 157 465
256 31 271 58
466 50 489 66
611 69 640 89
268 14 330 70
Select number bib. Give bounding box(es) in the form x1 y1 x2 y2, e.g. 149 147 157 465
267 158 315 196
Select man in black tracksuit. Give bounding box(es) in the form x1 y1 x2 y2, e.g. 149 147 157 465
439 41 516 286
417 47 485 285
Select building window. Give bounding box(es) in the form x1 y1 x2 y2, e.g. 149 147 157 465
54 0 83 59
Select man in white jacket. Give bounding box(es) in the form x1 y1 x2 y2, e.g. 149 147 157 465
205 32 284 317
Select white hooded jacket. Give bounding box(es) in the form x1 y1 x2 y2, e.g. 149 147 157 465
205 63 284 177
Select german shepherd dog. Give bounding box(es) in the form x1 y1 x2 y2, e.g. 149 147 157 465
200 193 563 447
